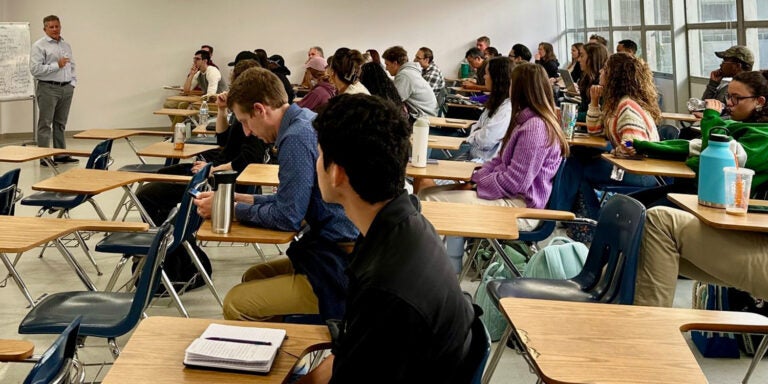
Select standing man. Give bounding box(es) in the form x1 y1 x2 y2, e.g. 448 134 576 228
193 67 358 322
296 94 477 383
383 46 438 120
30 15 78 165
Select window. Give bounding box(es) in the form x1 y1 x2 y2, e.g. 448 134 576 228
688 29 737 77
686 0 737 23
586 0 610 27
745 27 768 69
644 0 670 24
612 0 641 26
646 30 673 73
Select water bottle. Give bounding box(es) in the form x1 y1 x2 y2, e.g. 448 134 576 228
698 128 735 207
199 100 209 128
687 98 707 112
460 63 471 79
174 122 186 150
211 170 238 234
411 117 429 168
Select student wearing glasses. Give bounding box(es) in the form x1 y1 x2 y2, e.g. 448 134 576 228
414 47 445 98
634 70 768 307
508 43 532 64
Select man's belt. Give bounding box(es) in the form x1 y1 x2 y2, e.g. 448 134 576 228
39 80 71 86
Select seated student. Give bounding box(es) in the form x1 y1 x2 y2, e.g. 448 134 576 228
535 42 560 79
301 46 325 88
359 62 407 117
192 67 358 322
589 33 609 47
163 49 227 126
634 73 768 307
419 63 569 272
327 48 370 95
200 44 218 68
414 47 446 99
508 43 532 64
561 53 661 220
576 42 609 121
567 42 584 83
296 94 476 384
267 54 296 104
484 46 501 58
383 46 438 120
461 47 488 91
297 56 335 112
138 59 268 226
630 71 768 207
616 39 638 56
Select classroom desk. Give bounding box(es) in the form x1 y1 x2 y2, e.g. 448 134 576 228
445 102 484 111
101 316 331 384
449 86 486 94
406 160 478 181
428 116 476 129
424 135 465 151
499 297 768 384
601 153 695 185
0 216 148 305
568 133 609 148
31 168 190 227
196 220 297 244
165 95 203 104
421 201 574 277
0 146 92 174
237 164 280 186
153 108 201 127
74 129 171 163
668 193 768 232
0 339 34 362
662 112 700 123
136 142 219 160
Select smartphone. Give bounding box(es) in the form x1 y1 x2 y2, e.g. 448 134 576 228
747 205 768 214
188 188 202 199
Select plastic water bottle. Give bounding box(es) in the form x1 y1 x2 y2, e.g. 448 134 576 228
199 100 209 127
687 98 707 112
698 128 735 207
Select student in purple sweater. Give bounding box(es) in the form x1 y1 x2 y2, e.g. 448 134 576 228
420 63 569 272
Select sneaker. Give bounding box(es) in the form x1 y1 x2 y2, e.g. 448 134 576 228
53 155 79 164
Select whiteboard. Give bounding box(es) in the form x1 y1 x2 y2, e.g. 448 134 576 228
0 23 34 101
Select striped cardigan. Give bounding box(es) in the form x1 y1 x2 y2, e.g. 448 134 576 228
586 96 660 153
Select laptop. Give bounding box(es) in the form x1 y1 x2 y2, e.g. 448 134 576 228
558 69 580 96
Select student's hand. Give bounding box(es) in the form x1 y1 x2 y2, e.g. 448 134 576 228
710 69 723 83
534 53 541 60
216 92 228 110
705 99 724 114
589 85 603 106
189 65 198 76
190 161 209 175
692 111 704 119
455 182 476 191
57 56 70 68
193 191 215 219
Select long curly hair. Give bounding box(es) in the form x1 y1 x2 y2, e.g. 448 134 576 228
601 53 661 123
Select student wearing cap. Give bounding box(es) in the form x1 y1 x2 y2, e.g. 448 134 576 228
267 54 296 104
703 45 755 106
297 56 335 112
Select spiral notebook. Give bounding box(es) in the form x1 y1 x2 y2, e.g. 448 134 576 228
184 324 287 373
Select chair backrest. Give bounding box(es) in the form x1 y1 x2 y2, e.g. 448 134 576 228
170 163 211 252
572 194 646 304
658 124 680 141
24 316 83 384
518 158 567 243
119 222 173 337
85 139 113 171
0 168 21 216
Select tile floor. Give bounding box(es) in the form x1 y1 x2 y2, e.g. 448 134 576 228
0 133 764 383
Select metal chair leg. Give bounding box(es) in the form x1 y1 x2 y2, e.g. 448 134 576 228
743 335 768 383
274 244 283 255
482 324 513 384
104 256 131 292
74 230 102 276
0 252 37 307
251 243 268 264
458 238 482 282
159 269 189 318
182 241 223 307
86 197 108 221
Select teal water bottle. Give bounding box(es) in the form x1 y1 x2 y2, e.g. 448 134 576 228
698 128 735 207
460 63 470 79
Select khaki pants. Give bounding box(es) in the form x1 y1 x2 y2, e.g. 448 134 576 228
634 206 768 307
222 258 319 321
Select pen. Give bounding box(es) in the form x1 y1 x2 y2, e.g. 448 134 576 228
205 337 272 346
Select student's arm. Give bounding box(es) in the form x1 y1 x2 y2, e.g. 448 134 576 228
586 85 604 135
467 103 510 155
183 68 198 94
204 68 221 96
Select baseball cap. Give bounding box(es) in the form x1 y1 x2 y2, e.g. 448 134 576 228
305 56 328 72
228 51 259 66
715 45 755 67
268 55 286 68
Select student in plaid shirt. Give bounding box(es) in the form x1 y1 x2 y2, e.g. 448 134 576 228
414 47 445 96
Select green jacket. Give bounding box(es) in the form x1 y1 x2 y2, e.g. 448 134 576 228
633 109 768 190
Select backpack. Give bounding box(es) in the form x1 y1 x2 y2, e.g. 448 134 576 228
523 237 588 279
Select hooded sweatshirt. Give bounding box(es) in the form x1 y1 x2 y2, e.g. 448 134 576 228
393 62 438 119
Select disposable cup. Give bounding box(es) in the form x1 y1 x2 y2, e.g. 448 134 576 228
724 167 754 215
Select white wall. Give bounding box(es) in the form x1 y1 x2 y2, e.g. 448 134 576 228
0 0 559 135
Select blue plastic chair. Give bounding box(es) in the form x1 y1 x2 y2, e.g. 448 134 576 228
480 194 646 383
0 168 21 216
19 222 173 359
94 163 220 316
20 140 114 276
23 316 84 384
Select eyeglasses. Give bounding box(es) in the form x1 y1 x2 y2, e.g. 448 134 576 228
726 93 758 105
193 57 202 61
414 56 426 61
